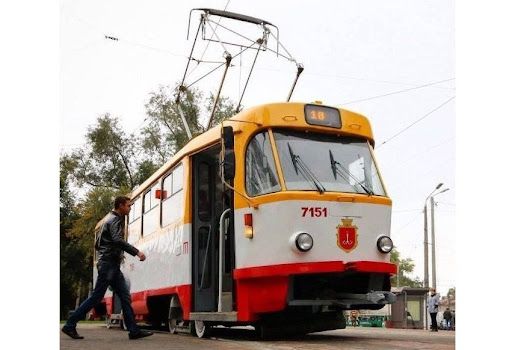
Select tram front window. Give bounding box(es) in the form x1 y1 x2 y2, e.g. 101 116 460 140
273 130 386 196
245 131 281 196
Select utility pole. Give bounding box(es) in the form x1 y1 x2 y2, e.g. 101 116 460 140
424 183 443 288
423 183 443 331
431 188 449 290
430 196 437 290
423 204 429 288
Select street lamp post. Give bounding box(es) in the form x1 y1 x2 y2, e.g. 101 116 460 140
423 183 444 330
431 188 449 290
424 183 443 288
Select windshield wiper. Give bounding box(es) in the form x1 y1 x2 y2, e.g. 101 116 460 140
287 143 326 193
329 150 373 195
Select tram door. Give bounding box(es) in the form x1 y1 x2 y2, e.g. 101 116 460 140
192 147 234 312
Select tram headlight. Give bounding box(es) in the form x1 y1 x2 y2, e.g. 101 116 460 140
377 236 393 253
295 232 314 252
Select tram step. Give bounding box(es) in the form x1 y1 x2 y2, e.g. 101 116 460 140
189 311 238 322
221 292 233 312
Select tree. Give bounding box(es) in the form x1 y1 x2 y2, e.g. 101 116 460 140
60 155 84 318
141 85 236 162
143 86 203 160
68 114 142 191
390 249 423 288
206 93 237 129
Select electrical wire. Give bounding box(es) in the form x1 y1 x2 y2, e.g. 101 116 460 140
376 96 455 149
185 42 257 88
341 78 455 105
394 212 423 234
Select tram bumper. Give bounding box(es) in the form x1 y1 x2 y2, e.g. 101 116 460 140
288 290 396 308
366 291 397 304
234 260 397 320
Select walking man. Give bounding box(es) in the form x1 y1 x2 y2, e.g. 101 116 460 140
62 196 153 340
427 287 440 332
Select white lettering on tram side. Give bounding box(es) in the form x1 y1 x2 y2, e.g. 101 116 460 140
172 225 183 256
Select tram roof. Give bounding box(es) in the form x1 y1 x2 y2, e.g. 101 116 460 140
130 102 374 198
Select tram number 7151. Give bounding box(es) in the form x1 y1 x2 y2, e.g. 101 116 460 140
301 207 328 217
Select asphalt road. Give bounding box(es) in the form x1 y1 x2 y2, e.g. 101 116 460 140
60 323 455 350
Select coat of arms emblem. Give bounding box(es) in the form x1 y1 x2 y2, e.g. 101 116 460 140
336 218 358 252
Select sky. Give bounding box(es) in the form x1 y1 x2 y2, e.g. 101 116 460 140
59 0 455 296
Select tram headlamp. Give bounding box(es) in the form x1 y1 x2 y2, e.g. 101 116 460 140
377 236 393 253
295 232 314 252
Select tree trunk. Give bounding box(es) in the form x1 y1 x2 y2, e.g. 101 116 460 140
75 280 82 310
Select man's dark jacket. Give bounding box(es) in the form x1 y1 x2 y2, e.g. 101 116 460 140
95 211 139 264
443 310 453 320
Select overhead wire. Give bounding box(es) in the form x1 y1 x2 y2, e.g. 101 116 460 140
376 96 455 149
185 41 257 88
392 209 423 213
393 212 423 234
66 13 456 95
341 78 455 105
383 137 455 169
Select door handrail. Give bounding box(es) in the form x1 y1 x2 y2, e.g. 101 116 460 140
218 208 231 312
199 224 212 290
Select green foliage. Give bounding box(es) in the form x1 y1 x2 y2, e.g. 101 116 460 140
68 114 139 190
60 156 84 318
390 249 423 288
142 85 236 161
69 187 122 241
143 85 203 159
206 93 237 128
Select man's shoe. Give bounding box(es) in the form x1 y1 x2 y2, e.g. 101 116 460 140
129 329 154 340
61 326 84 339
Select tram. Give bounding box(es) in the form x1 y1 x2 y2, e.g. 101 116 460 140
93 101 397 337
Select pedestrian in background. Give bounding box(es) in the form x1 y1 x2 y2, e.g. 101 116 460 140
62 196 153 340
427 287 440 332
443 308 453 330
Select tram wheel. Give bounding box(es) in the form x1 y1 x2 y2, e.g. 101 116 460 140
106 315 112 329
120 317 128 331
192 320 210 338
168 313 185 334
167 296 184 334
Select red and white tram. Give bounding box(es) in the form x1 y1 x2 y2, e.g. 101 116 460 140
94 102 397 337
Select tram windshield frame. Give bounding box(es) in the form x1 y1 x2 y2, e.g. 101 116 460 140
272 129 386 196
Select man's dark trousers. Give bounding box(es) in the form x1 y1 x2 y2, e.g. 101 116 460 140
430 312 438 331
64 261 139 333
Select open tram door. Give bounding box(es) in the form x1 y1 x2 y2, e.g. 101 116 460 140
190 129 236 335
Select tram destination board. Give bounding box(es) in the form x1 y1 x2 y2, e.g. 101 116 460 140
304 104 341 128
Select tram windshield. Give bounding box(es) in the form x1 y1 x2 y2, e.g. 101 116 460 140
273 130 386 196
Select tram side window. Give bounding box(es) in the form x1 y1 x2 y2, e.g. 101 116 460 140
172 163 183 194
142 181 160 236
129 196 141 223
245 131 281 196
128 196 142 244
162 163 184 227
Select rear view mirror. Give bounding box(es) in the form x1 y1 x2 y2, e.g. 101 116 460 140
221 126 235 180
